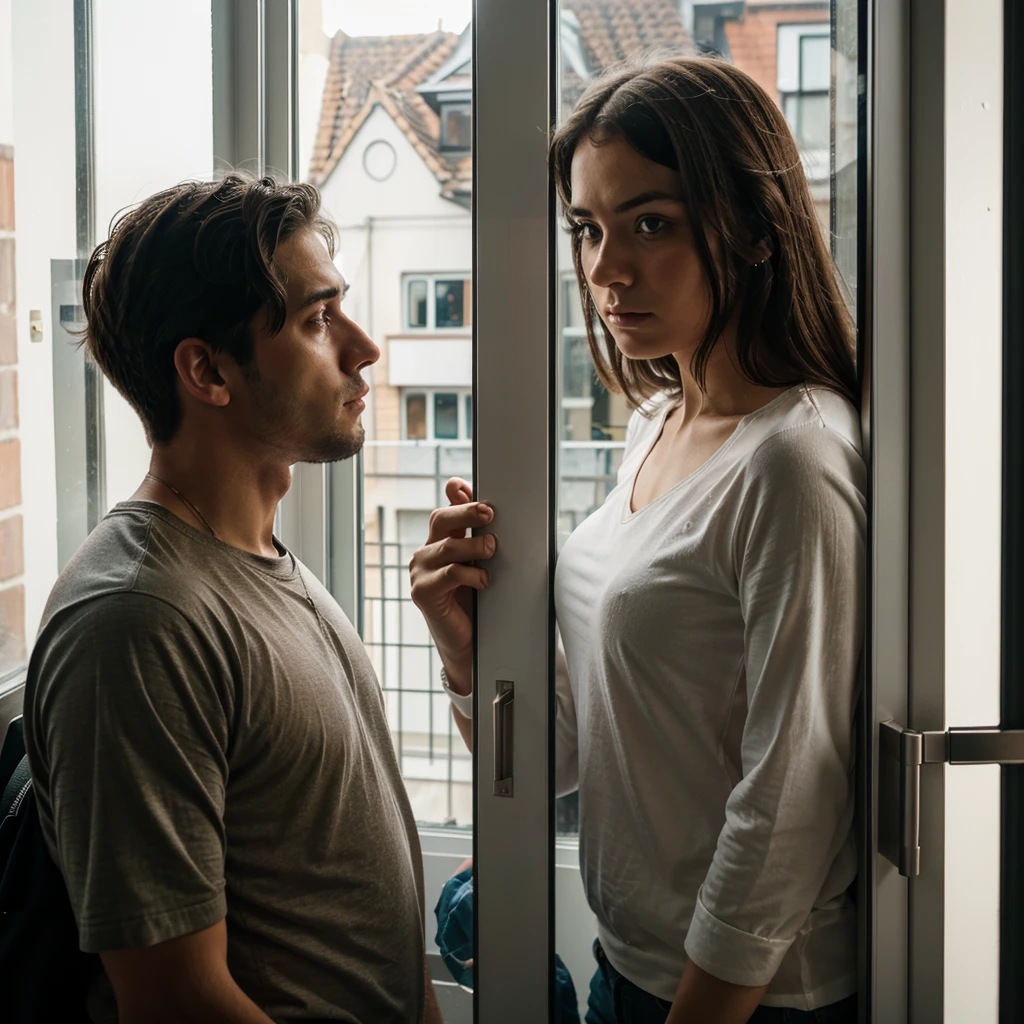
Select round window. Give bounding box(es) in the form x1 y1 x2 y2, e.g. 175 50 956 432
362 139 397 182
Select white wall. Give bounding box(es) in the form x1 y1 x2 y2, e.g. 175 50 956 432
92 0 214 506
0 0 12 145
12 0 77 642
319 104 469 440
943 0 1003 1018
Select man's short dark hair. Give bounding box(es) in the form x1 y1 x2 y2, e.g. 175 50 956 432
82 173 335 444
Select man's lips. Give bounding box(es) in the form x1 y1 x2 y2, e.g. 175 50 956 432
344 385 370 406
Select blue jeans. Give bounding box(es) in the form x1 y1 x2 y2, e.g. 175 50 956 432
585 941 857 1024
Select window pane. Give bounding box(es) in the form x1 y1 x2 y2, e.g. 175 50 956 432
794 92 830 151
301 3 474 841
442 105 471 149
433 393 459 439
465 393 472 439
407 278 428 328
1 1 214 679
800 33 831 92
405 394 427 441
553 1 861 1013
435 278 464 328
563 276 587 329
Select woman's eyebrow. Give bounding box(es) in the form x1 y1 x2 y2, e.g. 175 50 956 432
568 190 684 219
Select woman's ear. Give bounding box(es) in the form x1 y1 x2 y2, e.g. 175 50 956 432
173 338 232 409
750 238 772 267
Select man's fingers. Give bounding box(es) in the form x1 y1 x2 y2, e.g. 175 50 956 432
445 477 474 506
412 564 490 609
418 534 496 570
427 502 494 544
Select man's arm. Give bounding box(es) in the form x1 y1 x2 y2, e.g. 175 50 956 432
424 954 446 1024
100 921 275 1024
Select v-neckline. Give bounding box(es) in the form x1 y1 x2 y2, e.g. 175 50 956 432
623 386 803 522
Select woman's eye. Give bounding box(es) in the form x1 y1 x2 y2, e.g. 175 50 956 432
309 311 329 327
637 216 667 236
579 223 601 242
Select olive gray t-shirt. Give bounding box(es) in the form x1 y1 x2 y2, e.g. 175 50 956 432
24 502 425 1023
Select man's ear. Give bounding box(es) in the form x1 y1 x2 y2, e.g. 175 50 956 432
173 338 232 409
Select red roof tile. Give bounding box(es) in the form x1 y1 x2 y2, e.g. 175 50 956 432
309 0 695 198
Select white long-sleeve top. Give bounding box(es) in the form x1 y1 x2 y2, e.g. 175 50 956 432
553 385 865 1009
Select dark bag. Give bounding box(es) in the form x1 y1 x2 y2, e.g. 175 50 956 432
0 716 99 1023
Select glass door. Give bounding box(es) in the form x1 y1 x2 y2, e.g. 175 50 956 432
295 2 477 1019
549 0 864 1019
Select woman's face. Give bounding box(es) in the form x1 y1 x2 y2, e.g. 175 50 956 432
569 134 712 364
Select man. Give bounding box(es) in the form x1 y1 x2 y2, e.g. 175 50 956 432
24 174 443 1024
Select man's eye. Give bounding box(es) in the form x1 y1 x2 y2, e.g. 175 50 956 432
309 311 329 327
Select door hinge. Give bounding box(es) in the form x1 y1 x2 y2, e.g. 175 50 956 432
879 719 1024 877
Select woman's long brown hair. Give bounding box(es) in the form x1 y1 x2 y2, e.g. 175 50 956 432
549 54 859 410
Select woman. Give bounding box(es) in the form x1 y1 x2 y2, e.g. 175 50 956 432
410 55 864 1024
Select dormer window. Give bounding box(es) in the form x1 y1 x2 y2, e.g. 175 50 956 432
440 102 471 152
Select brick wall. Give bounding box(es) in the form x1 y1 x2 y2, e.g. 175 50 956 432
0 143 25 674
725 3 830 106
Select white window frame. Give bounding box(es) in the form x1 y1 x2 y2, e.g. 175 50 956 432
777 22 831 172
400 387 473 441
403 272 472 332
13 1 1017 1020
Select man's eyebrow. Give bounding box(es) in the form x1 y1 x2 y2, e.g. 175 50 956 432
568 190 684 219
296 284 343 311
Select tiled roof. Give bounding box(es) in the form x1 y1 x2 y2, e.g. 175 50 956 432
308 30 462 192
309 0 694 199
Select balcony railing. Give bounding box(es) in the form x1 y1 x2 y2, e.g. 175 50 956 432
358 438 626 827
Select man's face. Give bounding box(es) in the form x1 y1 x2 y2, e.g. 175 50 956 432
239 227 379 464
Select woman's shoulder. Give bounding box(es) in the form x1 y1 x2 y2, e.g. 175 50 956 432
743 386 866 494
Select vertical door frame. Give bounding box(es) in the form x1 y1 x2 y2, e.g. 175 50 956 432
1001 0 1024 1017
867 0 950 1019
904 0 946 1018
473 0 555 1021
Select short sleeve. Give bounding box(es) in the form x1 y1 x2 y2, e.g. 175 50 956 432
27 593 233 953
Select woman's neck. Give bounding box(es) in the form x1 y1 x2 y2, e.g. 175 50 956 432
673 337 792 425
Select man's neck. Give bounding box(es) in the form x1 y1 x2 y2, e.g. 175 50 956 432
131 432 291 559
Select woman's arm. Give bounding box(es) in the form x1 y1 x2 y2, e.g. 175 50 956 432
666 962 768 1024
683 427 866 997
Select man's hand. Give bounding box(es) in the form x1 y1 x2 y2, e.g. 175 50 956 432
100 920 275 1024
409 477 496 693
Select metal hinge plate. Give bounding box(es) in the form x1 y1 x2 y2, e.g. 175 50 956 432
879 719 1024 877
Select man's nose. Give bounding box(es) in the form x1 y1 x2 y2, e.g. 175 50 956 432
342 321 380 375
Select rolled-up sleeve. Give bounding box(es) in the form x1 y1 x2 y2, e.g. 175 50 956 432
684 425 866 986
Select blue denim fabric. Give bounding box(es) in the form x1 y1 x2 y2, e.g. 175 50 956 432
585 941 857 1024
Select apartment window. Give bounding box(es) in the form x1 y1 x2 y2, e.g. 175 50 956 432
402 388 472 441
777 24 831 152
404 274 471 330
439 102 471 151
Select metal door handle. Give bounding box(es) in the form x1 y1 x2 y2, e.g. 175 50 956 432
879 719 1024 876
493 681 514 797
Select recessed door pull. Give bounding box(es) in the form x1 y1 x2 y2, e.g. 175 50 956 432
493 681 514 797
879 719 1024 877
